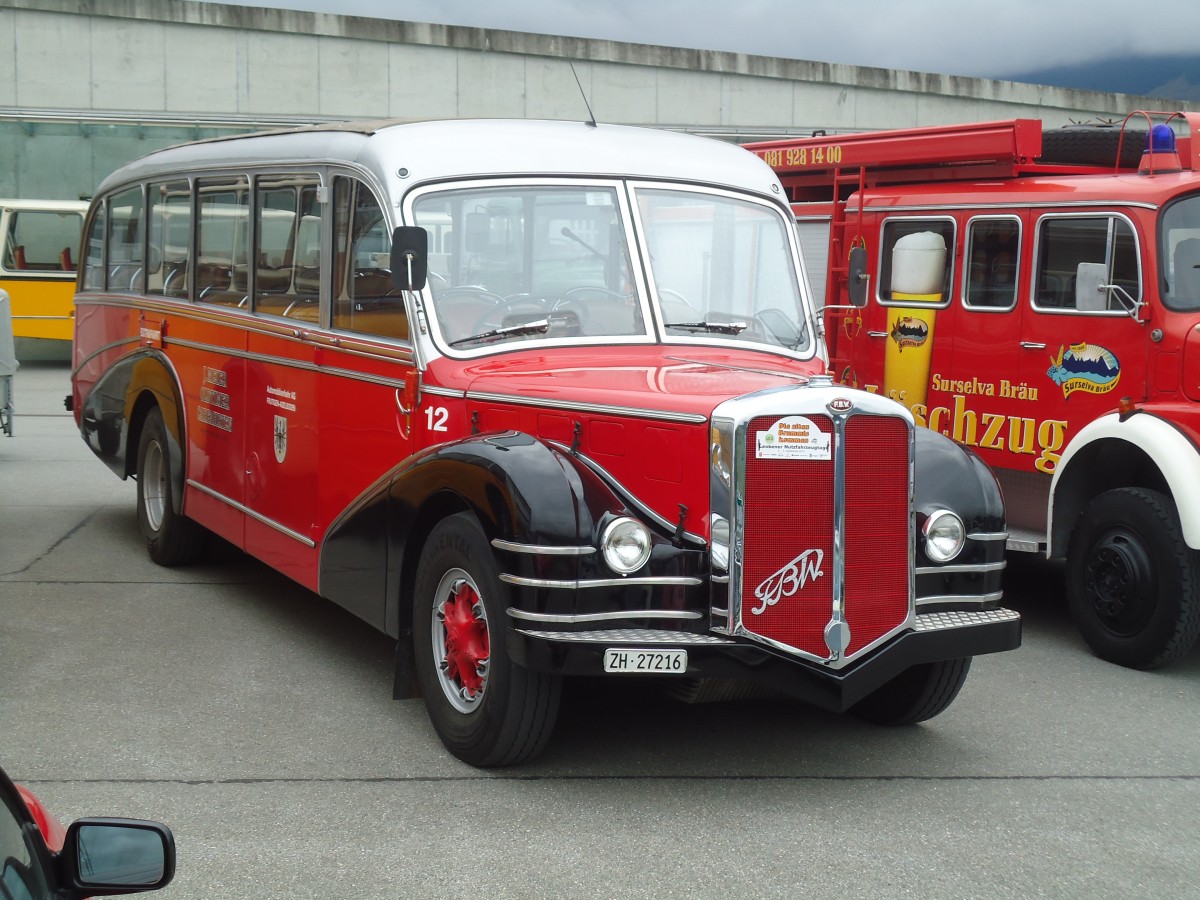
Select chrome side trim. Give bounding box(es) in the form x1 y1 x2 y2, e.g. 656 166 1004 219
968 531 1008 541
711 574 729 584
500 574 703 589
507 608 702 624
856 200 1159 214
467 389 708 424
516 628 734 645
914 591 1005 608
186 479 316 548
422 385 466 399
913 607 1018 628
491 538 595 556
915 561 1006 575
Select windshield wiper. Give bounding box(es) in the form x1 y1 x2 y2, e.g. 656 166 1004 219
449 318 550 347
664 320 748 335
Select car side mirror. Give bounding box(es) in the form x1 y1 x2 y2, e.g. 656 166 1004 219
847 245 869 307
390 226 428 292
61 818 176 895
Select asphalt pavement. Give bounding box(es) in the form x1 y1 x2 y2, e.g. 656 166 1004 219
3 360 1199 899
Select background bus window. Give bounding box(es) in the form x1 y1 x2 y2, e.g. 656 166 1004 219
256 176 321 321
332 177 406 340
1034 216 1139 312
964 218 1020 310
106 186 145 292
196 176 250 308
2 209 82 274
878 218 955 305
147 180 191 299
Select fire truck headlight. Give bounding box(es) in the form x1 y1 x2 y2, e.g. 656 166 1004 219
923 509 965 563
601 517 652 574
710 515 730 571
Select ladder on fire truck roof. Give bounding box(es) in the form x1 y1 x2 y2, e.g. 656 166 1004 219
747 111 1200 309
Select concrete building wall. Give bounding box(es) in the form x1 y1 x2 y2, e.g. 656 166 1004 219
2 0 1198 201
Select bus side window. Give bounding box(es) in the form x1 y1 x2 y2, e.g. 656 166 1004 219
964 218 1020 310
332 176 408 341
147 180 191 299
106 186 145 292
256 175 322 321
196 176 250 308
81 206 106 292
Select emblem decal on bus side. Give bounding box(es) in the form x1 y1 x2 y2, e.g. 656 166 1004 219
274 415 287 463
751 548 825 615
1046 342 1121 398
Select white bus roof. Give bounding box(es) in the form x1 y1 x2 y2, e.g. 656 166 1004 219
95 118 784 202
0 199 89 213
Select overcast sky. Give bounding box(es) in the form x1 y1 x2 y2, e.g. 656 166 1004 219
215 0 1200 81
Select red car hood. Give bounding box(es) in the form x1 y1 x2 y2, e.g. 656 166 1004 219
456 346 821 418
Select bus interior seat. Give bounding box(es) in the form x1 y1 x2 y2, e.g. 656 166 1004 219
60 246 74 271
13 245 27 269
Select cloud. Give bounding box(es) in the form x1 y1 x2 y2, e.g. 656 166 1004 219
224 0 1200 82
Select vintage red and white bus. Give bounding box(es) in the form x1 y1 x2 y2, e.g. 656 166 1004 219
70 119 1019 765
750 110 1200 670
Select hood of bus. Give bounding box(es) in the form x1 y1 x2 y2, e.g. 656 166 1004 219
449 345 823 417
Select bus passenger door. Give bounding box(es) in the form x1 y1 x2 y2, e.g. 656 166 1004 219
242 176 323 589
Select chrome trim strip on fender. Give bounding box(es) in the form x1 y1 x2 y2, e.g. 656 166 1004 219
491 538 596 556
915 561 1006 576
508 608 703 623
186 479 316 548
914 591 1005 608
968 531 1009 542
422 385 466 399
516 628 733 644
500 574 702 589
467 390 708 424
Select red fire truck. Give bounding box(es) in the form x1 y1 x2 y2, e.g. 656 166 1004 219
69 119 1020 766
749 111 1200 669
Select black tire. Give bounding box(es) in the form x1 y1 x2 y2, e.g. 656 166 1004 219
1066 487 1200 669
850 658 971 725
413 512 562 766
1040 125 1146 169
136 406 207 566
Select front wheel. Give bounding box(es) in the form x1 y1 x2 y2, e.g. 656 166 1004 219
136 406 207 566
850 658 971 725
1066 487 1200 669
413 512 561 766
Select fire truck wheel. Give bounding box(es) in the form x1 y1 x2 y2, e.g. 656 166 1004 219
136 406 207 567
1066 487 1200 670
849 658 972 725
413 512 562 767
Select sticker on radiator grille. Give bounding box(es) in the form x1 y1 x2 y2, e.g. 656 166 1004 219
755 415 831 460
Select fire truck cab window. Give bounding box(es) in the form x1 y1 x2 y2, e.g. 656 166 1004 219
1033 215 1140 312
964 218 1020 310
878 218 955 306
1161 194 1200 311
332 177 407 341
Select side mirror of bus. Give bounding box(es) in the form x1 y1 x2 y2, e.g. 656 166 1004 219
390 226 428 292
847 245 869 307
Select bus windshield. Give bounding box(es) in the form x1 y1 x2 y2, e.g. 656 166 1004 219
411 182 809 353
1162 192 1200 312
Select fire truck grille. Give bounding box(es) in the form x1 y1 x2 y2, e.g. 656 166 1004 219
740 413 911 661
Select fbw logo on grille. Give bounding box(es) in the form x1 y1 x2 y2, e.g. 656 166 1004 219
751 548 824 615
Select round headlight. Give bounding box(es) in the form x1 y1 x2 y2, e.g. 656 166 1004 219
923 509 966 563
601 517 652 574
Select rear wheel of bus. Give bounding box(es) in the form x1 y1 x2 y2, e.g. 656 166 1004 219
136 406 207 566
1066 487 1200 669
412 512 562 767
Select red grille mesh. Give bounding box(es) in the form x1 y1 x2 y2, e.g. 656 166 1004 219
740 413 910 659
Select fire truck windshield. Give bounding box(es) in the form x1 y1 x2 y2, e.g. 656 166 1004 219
410 182 810 354
1161 192 1200 312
